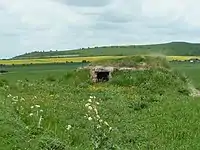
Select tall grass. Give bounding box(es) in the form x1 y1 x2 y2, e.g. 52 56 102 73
0 61 200 150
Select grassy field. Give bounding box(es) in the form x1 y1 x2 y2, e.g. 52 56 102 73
1 61 199 86
0 63 89 83
1 58 200 149
171 62 200 88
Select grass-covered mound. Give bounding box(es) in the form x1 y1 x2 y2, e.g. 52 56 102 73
90 56 170 69
0 57 199 149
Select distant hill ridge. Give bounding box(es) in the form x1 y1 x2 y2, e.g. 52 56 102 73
13 42 200 59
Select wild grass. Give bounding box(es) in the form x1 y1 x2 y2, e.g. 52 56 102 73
171 62 200 89
0 57 200 149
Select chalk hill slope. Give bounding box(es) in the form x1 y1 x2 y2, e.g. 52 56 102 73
13 42 200 59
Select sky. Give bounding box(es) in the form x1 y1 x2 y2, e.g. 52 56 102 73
0 0 200 58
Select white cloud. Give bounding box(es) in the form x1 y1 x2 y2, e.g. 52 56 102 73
142 0 200 27
0 0 199 58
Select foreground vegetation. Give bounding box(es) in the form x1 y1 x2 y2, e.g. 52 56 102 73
14 42 200 59
0 57 200 149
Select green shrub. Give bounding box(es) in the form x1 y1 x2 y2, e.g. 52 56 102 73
82 60 87 63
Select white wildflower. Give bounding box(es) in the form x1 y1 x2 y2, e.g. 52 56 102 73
104 121 109 126
85 103 90 107
31 106 34 109
97 125 101 129
93 96 96 99
89 96 93 99
5 85 9 89
29 113 34 117
7 94 12 98
35 105 40 108
96 115 100 119
40 110 43 113
12 97 18 102
99 119 103 123
109 127 112 131
84 114 89 118
88 106 93 110
94 108 98 115
88 117 93 121
20 97 25 101
96 102 100 105
66 125 72 130
38 116 43 128
88 99 92 103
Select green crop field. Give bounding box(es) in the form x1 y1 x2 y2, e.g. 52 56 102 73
1 57 200 149
171 62 200 88
0 63 85 83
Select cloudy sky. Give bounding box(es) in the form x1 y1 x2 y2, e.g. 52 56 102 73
0 0 200 58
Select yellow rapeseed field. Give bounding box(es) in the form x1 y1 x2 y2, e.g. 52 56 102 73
0 56 199 65
0 56 125 65
167 56 200 61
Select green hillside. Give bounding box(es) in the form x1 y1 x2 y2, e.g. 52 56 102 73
13 42 200 59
